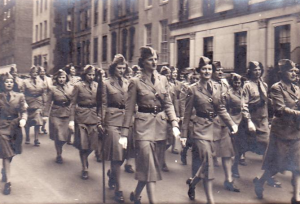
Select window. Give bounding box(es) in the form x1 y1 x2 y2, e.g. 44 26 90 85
35 25 38 41
44 21 47 38
7 9 10 19
215 0 233 13
122 29 128 59
82 41 86 65
93 37 98 63
77 42 81 65
203 0 215 16
179 0 188 21
40 23 43 40
102 35 107 61
145 24 152 47
103 0 107 22
36 0 39 15
45 0 47 10
129 27 135 61
275 25 290 66
86 40 90 64
203 37 213 61
4 0 7 5
111 32 117 60
147 0 152 7
67 13 72 31
40 0 43 13
160 20 168 64
234 32 247 74
94 0 98 25
126 0 131 13
3 12 6 21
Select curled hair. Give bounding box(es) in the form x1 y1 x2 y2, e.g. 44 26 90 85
246 61 264 79
196 56 211 73
109 54 129 77
53 69 69 85
138 46 158 69
81 65 96 81
227 73 245 88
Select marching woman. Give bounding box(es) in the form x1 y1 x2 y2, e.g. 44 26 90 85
102 54 129 202
23 66 46 146
241 61 280 187
72 65 101 180
211 61 240 192
46 69 74 164
253 59 300 204
38 66 52 134
65 64 81 86
119 46 180 204
182 56 237 204
0 72 27 195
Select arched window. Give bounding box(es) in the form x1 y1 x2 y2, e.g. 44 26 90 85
122 29 128 59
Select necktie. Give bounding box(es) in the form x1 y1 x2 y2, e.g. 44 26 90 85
118 78 123 87
257 81 266 103
291 84 296 93
33 78 37 85
151 75 155 85
207 83 213 95
6 92 11 102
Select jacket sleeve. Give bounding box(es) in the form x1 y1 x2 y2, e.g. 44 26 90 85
19 94 28 120
121 78 138 137
102 80 108 124
216 88 235 129
182 87 194 138
162 77 178 127
241 83 251 119
271 84 300 117
43 88 53 117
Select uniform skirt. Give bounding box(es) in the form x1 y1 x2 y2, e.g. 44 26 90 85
135 140 163 182
262 134 300 173
126 126 136 159
103 126 124 161
213 125 235 158
49 116 70 142
192 139 215 180
0 119 22 158
73 123 99 150
27 108 43 126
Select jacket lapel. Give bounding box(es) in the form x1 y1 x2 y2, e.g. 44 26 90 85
110 77 124 93
140 72 156 91
280 81 298 99
197 81 212 98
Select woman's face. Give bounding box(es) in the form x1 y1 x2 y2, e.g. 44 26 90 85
163 71 171 81
199 65 212 80
124 71 132 79
142 53 158 72
30 70 38 79
85 70 95 83
232 79 242 90
179 74 185 81
39 70 46 77
70 66 76 76
4 79 14 91
213 67 224 81
190 75 200 84
283 68 298 83
133 70 141 77
57 75 67 85
115 64 126 78
251 67 261 80
171 70 178 80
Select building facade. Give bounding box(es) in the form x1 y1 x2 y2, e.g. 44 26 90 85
168 0 300 77
0 0 33 73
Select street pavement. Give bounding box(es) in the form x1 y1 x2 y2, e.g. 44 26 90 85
0 130 294 204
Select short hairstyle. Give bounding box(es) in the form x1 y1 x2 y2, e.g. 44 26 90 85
81 65 96 81
196 56 212 73
108 54 129 77
246 61 264 79
138 46 158 69
227 73 245 88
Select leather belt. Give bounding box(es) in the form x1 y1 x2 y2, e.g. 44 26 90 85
138 106 163 114
196 111 217 120
53 101 70 107
25 93 42 97
78 104 96 108
108 104 125 109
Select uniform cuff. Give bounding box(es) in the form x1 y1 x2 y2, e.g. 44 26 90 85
171 120 179 128
121 127 129 137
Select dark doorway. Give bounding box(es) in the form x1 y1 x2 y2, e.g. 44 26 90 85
177 38 190 70
234 31 247 74
275 24 290 66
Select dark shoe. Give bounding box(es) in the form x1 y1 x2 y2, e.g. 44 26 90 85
186 178 192 185
81 170 89 180
130 192 141 204
180 151 187 165
239 158 247 166
172 149 179 154
253 177 264 199
224 180 240 192
56 156 63 164
25 138 30 144
1 168 7 183
162 163 169 172
42 128 48 134
34 139 40 146
115 191 125 203
267 176 281 188
188 184 195 200
95 155 102 163
124 164 134 173
291 196 300 204
3 182 11 195
107 170 115 189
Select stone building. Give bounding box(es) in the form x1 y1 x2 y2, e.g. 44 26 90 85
0 0 33 73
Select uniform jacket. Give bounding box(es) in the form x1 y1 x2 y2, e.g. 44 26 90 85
39 75 53 91
121 71 178 141
72 81 100 124
68 75 81 86
168 81 179 118
182 80 235 141
171 80 184 117
241 80 269 133
226 87 243 125
46 84 74 120
103 76 128 127
270 81 300 140
14 77 24 93
22 77 46 109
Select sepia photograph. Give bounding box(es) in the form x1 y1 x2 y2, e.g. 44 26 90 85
0 0 300 203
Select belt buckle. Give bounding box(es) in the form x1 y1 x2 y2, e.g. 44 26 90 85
153 106 158 114
208 111 214 121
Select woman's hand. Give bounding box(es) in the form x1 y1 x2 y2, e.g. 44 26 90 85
248 120 256 132
180 138 187 147
119 136 128 149
231 124 238 134
172 127 181 139
68 121 75 131
19 119 26 127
